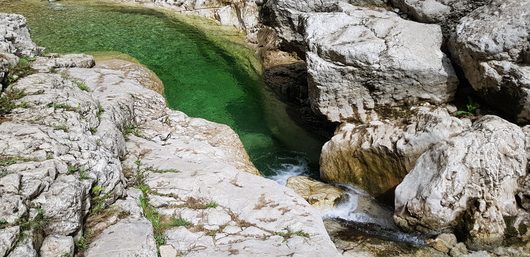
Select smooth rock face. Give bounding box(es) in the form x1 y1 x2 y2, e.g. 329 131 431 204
320 107 468 197
450 0 530 123
85 220 157 257
286 176 347 211
304 8 458 122
394 116 527 248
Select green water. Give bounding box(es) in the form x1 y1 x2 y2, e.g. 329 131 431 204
1 0 325 177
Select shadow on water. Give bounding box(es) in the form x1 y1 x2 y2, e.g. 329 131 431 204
0 0 326 177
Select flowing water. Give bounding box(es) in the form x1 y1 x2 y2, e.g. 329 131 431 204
1 0 427 245
0 0 325 178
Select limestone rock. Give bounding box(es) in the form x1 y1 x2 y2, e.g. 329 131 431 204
286 176 347 210
394 116 527 248
39 235 75 257
33 175 88 235
115 0 260 42
304 8 458 122
449 0 530 123
429 233 458 253
320 107 468 198
31 53 95 72
0 13 38 56
85 219 158 257
391 0 489 25
262 0 388 52
0 226 20 257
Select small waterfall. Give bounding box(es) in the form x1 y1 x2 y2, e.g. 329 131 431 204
266 154 309 185
324 185 427 246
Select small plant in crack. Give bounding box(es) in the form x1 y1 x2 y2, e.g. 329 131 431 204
275 228 310 241
74 80 91 92
123 123 143 138
47 102 79 112
169 217 192 227
456 97 480 117
90 185 111 215
0 88 27 115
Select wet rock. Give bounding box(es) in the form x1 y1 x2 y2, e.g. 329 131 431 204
429 233 457 253
320 107 468 198
449 0 530 123
303 7 458 122
324 219 446 257
286 176 347 211
39 235 74 257
394 116 527 249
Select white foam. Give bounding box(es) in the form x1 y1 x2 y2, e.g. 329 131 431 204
267 159 309 185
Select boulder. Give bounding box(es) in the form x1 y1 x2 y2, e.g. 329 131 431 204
391 0 489 26
39 235 75 257
320 107 468 198
303 8 458 122
262 0 388 52
286 176 347 210
0 13 38 56
449 0 530 123
394 115 527 248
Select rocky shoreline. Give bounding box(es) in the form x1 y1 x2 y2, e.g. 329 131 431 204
1 0 530 256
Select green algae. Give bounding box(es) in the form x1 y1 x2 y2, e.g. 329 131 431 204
1 0 325 176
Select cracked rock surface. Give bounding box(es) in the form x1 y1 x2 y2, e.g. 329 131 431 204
303 7 458 122
320 107 468 198
394 115 529 248
0 13 340 257
449 0 530 123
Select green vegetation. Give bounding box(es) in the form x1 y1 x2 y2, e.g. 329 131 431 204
0 155 34 166
90 185 111 215
75 80 91 92
74 234 89 252
19 208 49 232
0 219 7 229
7 57 36 85
47 102 79 112
0 88 27 115
456 97 480 117
68 165 89 179
275 228 310 241
168 217 192 227
53 124 70 132
96 103 104 120
0 0 326 176
123 123 143 138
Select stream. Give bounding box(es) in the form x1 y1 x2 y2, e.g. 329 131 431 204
1 0 427 247
0 0 326 180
